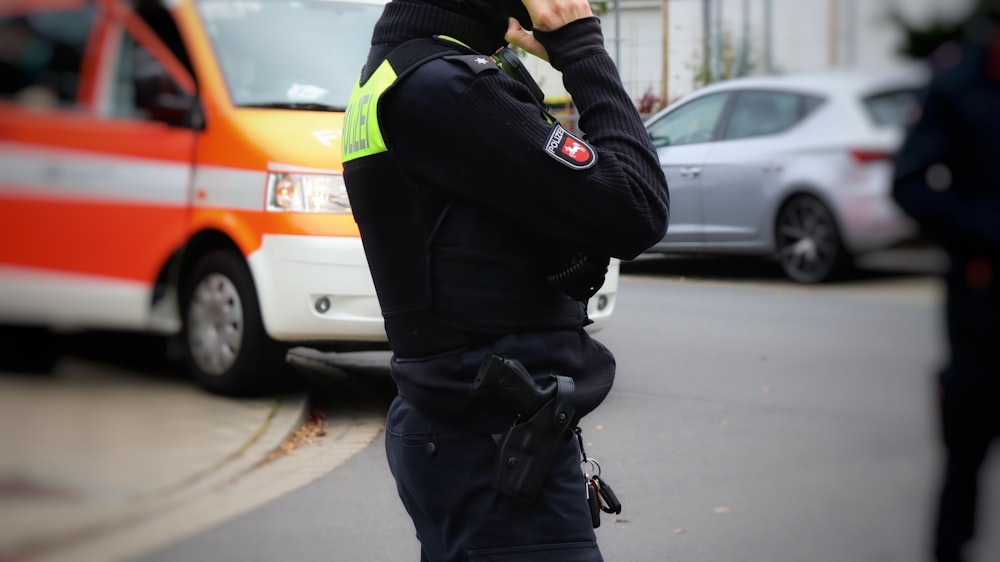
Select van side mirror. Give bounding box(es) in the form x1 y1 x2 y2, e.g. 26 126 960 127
132 47 202 129
135 81 201 128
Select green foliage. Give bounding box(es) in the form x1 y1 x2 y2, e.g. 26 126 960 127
891 10 967 59
689 28 757 89
636 87 666 114
891 1 1000 59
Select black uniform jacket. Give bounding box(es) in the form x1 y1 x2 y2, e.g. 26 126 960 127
360 7 670 430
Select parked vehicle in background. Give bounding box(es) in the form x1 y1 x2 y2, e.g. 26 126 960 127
643 66 929 283
0 0 388 395
0 0 619 395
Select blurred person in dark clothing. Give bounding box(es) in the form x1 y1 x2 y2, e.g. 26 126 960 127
892 2 1000 561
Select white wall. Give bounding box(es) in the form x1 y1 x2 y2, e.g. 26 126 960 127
522 0 978 105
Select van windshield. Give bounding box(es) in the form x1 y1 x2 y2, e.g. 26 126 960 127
197 0 383 110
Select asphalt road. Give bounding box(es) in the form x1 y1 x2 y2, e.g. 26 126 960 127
123 254 999 562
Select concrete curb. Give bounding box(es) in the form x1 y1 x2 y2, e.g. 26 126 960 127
0 359 310 562
38 390 385 562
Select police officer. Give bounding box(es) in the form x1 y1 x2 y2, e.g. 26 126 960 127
891 2 1000 561
342 0 669 560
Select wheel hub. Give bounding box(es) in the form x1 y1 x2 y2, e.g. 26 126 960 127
776 197 844 283
188 273 244 376
792 237 818 263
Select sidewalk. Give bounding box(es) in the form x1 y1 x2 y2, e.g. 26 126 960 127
0 347 389 562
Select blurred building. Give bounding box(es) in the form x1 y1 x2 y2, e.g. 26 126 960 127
523 0 976 106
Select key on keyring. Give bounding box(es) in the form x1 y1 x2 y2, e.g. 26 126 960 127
586 479 602 528
594 474 622 514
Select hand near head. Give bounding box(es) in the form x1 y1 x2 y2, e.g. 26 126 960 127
505 18 547 60
504 0 595 60
520 0 594 31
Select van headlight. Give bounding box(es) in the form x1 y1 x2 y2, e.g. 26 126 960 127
266 172 351 213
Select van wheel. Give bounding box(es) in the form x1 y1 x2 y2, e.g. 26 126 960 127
182 250 286 396
775 195 850 284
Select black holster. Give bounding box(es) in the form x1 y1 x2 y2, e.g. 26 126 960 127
493 375 576 502
473 354 576 502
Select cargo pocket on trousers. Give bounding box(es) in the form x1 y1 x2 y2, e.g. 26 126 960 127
468 541 603 562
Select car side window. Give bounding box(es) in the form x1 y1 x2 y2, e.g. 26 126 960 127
722 90 802 140
647 92 729 148
802 94 825 117
0 7 96 109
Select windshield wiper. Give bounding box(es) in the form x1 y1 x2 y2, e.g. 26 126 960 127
241 102 346 112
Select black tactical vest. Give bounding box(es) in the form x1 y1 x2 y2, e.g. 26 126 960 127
341 37 588 358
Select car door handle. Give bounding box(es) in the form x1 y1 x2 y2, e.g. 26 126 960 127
679 167 701 178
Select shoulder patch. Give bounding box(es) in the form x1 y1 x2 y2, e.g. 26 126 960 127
442 54 500 74
544 125 597 170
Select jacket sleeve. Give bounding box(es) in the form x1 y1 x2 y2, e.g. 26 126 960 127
383 21 669 261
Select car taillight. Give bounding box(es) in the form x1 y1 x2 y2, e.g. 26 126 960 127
850 149 893 163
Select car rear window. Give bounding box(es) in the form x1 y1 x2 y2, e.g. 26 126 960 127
863 89 921 128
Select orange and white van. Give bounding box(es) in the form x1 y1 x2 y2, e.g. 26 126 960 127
0 0 619 395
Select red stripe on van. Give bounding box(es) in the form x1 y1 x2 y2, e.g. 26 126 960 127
0 196 187 282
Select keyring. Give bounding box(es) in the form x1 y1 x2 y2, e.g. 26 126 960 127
581 457 601 479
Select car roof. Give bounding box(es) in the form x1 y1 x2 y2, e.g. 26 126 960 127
686 64 930 100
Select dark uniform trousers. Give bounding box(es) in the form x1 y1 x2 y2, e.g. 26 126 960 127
385 395 603 562
934 282 1000 562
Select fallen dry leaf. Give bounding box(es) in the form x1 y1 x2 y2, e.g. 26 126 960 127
261 408 328 465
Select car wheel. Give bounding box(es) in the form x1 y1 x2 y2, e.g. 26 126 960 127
775 195 849 283
182 250 287 396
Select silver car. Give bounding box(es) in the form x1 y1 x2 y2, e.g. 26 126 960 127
644 66 929 283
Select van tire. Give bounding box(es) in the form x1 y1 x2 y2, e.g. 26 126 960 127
181 250 287 396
